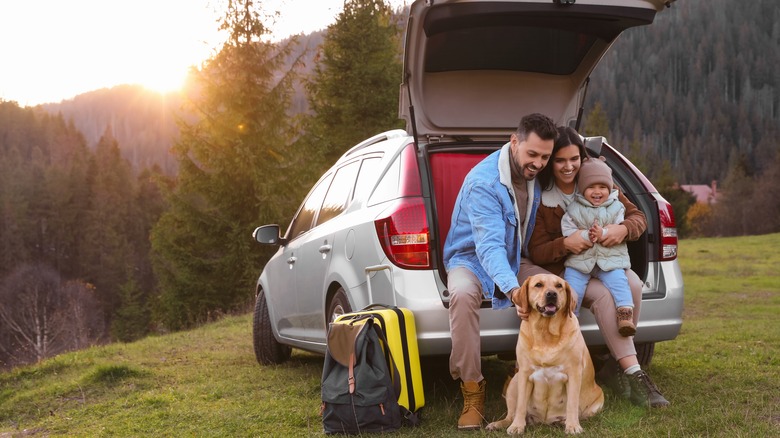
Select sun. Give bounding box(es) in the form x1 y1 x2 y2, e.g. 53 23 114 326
119 41 205 96
134 69 190 95
103 2 218 97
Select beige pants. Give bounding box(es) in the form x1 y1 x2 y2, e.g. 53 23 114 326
448 259 641 382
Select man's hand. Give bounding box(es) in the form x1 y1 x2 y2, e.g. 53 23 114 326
564 232 593 255
517 305 529 321
598 224 628 247
506 287 529 320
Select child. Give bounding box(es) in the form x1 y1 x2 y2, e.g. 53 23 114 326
561 157 635 336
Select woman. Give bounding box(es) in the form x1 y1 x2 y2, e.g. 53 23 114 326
527 126 669 408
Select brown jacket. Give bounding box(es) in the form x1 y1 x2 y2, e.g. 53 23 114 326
528 188 646 276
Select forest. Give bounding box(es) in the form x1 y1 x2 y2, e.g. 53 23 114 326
1 0 778 369
584 0 780 185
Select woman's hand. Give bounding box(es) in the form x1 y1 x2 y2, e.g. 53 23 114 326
597 224 629 247
564 232 593 254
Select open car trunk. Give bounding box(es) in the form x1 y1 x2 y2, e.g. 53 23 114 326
400 0 674 138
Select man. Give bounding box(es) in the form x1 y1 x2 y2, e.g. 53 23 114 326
442 113 558 430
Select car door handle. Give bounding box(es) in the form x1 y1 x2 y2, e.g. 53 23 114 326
287 256 297 264
318 244 332 254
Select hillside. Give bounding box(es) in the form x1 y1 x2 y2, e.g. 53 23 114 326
41 85 183 174
585 0 780 183
35 0 780 184
38 31 325 177
1 233 778 436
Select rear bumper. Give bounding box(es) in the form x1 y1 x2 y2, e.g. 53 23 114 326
395 261 683 356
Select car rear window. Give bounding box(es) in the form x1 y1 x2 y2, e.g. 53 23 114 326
425 26 596 75
422 3 654 75
353 156 383 201
368 144 421 206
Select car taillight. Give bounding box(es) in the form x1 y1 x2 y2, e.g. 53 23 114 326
658 198 678 261
375 197 431 269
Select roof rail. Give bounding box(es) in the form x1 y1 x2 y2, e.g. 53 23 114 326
344 129 408 157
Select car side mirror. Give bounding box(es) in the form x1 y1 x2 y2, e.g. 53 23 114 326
253 225 286 246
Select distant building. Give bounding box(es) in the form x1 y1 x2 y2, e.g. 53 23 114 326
679 180 718 204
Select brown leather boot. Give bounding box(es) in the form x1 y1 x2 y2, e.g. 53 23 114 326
458 380 486 430
617 306 636 337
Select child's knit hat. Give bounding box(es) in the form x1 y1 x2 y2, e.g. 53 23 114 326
578 157 613 193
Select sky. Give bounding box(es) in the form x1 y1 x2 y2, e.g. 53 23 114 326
0 0 408 107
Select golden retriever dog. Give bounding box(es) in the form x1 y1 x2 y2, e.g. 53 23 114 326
487 274 604 435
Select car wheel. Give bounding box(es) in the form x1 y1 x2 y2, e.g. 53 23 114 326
635 342 655 367
327 287 352 323
252 287 291 365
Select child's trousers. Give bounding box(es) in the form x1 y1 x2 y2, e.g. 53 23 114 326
564 265 633 315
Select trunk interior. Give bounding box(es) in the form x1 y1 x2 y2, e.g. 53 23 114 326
425 142 652 298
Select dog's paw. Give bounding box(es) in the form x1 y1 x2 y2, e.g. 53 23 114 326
486 418 512 431
507 422 526 435
564 422 583 435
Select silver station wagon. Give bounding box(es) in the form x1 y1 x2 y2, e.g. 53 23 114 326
252 0 682 367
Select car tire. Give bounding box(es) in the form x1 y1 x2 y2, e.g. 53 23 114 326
635 342 655 367
252 287 291 365
327 287 352 323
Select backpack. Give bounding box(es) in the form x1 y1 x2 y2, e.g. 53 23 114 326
321 316 402 434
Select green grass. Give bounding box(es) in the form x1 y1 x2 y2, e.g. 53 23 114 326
2 234 780 436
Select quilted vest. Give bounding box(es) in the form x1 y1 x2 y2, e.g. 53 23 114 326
564 195 631 273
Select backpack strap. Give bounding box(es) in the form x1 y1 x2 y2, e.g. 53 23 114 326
348 351 356 394
368 322 420 426
368 322 402 402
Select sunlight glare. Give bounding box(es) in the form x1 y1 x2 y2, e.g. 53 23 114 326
0 0 409 105
0 0 220 105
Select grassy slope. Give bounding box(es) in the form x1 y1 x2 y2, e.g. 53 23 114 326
1 234 779 437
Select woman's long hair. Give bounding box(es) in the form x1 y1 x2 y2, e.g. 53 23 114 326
537 126 589 191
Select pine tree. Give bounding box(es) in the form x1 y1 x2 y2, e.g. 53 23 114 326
304 0 404 166
624 138 649 176
80 129 136 322
150 0 300 330
0 142 30 276
130 166 170 317
43 114 93 279
583 101 610 138
656 160 696 237
711 154 754 236
111 277 149 342
747 152 780 235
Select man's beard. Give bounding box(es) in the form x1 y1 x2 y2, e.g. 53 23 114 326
510 148 542 181
522 164 541 181
509 149 524 181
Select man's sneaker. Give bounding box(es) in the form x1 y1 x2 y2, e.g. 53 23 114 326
627 370 670 408
594 355 630 399
604 371 631 399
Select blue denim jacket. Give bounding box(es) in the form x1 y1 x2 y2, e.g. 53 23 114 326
443 143 541 309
